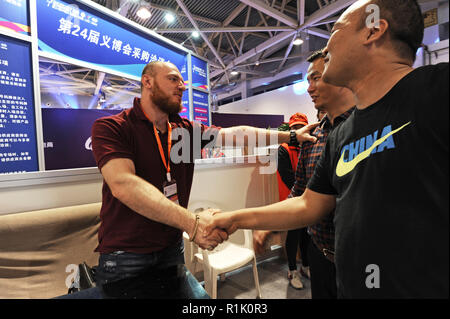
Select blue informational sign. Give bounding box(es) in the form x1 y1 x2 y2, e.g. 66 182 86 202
42 108 121 170
179 91 189 120
191 55 208 91
0 34 38 174
178 56 189 119
192 90 210 126
0 0 30 35
36 0 187 79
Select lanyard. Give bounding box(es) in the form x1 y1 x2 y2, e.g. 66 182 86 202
153 122 172 182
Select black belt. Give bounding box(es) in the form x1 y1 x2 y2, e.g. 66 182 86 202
312 240 335 263
321 248 335 263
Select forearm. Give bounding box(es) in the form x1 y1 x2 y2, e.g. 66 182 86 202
230 197 312 231
220 189 335 232
112 174 195 236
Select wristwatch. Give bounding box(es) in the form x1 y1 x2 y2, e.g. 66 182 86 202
290 130 298 145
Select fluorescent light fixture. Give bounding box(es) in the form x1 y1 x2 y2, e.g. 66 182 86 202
192 31 200 38
136 5 152 19
293 37 304 46
230 70 239 76
165 12 175 23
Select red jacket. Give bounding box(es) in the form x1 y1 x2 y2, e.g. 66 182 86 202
276 143 299 201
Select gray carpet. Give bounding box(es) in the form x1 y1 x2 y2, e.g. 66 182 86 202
211 255 311 299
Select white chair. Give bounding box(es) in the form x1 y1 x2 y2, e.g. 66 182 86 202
183 201 262 299
183 201 218 276
183 231 203 275
183 229 262 299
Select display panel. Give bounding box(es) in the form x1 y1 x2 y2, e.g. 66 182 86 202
179 91 189 120
42 108 121 170
37 0 187 79
0 0 210 176
191 55 208 91
179 57 189 119
192 89 210 126
0 34 38 174
0 0 30 35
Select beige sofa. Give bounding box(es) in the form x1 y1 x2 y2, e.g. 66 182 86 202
0 203 101 299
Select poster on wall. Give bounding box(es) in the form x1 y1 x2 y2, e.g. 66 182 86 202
0 0 30 35
191 55 208 91
42 108 121 170
0 34 38 174
179 91 189 120
192 90 210 126
178 57 189 119
36 0 187 79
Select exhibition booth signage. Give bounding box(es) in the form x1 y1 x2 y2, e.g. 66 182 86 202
36 0 187 79
0 0 210 174
0 0 30 35
0 34 38 174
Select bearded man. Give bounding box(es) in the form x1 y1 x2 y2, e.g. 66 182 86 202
91 61 318 291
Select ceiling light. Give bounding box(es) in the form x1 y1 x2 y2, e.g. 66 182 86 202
230 70 239 76
192 31 200 38
136 5 152 20
293 37 304 46
255 60 260 66
165 12 175 23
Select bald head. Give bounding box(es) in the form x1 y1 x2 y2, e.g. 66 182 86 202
352 0 424 62
141 61 180 91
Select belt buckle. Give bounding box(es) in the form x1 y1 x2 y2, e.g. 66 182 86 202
322 248 334 257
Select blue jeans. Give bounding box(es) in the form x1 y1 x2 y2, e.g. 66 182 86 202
55 240 209 298
95 239 185 286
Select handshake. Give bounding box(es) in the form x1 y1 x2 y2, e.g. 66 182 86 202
188 208 237 251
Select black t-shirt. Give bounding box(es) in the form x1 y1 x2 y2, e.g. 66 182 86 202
307 63 449 298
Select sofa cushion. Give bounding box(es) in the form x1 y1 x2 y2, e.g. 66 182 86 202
0 203 101 298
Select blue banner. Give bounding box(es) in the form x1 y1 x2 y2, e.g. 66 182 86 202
42 108 121 170
179 91 189 120
192 90 210 126
36 0 187 79
0 34 38 174
0 0 30 35
179 56 189 119
191 55 208 90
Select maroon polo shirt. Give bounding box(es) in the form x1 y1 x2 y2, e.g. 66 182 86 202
91 97 219 254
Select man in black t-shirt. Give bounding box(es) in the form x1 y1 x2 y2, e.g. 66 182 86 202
206 0 448 298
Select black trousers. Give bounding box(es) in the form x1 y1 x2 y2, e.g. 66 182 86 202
308 241 337 299
285 227 310 270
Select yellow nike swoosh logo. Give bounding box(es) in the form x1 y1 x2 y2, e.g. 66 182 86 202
336 122 411 177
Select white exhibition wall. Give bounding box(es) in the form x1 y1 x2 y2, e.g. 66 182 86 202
217 81 318 125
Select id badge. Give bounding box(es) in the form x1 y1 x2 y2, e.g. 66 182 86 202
163 179 179 205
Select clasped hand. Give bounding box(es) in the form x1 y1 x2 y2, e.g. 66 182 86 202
192 209 237 251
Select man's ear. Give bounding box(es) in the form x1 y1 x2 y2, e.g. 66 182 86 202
142 74 153 90
364 19 389 45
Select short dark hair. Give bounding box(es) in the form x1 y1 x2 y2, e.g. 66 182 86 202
307 50 325 63
363 0 424 62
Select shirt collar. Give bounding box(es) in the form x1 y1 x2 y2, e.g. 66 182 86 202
321 106 355 129
132 97 148 121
